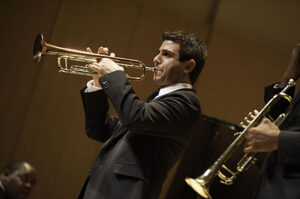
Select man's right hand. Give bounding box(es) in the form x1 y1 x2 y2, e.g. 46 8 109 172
244 117 280 153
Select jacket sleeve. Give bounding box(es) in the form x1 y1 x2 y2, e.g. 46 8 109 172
278 130 300 167
80 87 119 142
277 99 300 167
98 71 201 138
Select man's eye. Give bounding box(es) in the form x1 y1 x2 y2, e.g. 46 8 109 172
162 52 171 57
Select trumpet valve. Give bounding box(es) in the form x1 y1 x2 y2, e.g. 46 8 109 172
237 154 258 172
248 112 255 119
239 121 247 129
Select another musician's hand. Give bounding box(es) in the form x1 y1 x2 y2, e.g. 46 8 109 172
244 117 280 153
88 47 123 77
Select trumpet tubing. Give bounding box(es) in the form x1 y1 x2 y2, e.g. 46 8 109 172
33 33 157 80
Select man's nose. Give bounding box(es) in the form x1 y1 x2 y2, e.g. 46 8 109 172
153 54 160 65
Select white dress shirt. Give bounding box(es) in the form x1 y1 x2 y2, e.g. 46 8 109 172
0 180 5 191
155 83 192 99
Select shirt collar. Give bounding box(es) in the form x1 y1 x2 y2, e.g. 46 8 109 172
0 180 5 191
155 83 192 99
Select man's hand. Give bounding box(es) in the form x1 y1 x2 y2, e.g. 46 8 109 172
244 117 280 153
87 47 123 78
86 47 102 88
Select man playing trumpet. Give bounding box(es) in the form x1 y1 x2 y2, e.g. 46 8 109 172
78 31 207 199
245 43 300 199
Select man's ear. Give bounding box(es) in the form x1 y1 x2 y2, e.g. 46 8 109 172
184 59 196 74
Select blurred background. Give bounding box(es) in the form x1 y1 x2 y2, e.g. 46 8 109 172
1 0 300 198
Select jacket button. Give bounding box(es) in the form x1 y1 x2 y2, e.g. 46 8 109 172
102 81 109 89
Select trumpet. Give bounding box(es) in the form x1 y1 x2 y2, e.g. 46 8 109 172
33 33 157 80
185 79 296 199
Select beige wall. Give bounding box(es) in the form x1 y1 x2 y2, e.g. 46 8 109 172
0 0 299 198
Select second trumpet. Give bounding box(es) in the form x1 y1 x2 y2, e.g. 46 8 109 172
185 79 296 199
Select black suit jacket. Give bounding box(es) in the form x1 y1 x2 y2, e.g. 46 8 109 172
254 84 300 199
79 71 201 199
0 187 8 199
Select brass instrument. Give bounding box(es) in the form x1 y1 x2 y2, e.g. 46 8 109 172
185 79 296 199
33 33 157 80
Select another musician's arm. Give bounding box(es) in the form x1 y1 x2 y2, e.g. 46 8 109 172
278 43 300 88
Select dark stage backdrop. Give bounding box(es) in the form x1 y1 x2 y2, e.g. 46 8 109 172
1 1 300 199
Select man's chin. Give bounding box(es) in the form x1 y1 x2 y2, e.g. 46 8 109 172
153 75 162 83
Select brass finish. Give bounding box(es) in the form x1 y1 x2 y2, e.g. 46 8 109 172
185 79 296 199
33 33 157 80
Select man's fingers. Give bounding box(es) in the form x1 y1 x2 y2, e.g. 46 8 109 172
244 145 253 153
261 117 272 124
244 140 257 153
97 47 109 55
88 63 100 72
245 127 257 140
86 47 92 53
97 47 104 54
103 47 109 54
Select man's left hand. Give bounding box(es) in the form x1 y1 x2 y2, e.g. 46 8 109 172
88 47 124 77
244 118 280 153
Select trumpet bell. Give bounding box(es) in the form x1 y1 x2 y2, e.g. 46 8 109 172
185 177 211 199
33 33 44 63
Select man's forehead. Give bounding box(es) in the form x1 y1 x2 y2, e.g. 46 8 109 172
159 40 179 52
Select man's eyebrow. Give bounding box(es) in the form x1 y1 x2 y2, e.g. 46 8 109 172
161 49 176 55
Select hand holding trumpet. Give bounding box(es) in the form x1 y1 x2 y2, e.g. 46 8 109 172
244 110 280 153
86 46 124 88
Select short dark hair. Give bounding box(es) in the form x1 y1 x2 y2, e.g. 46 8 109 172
162 31 207 84
1 161 28 174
